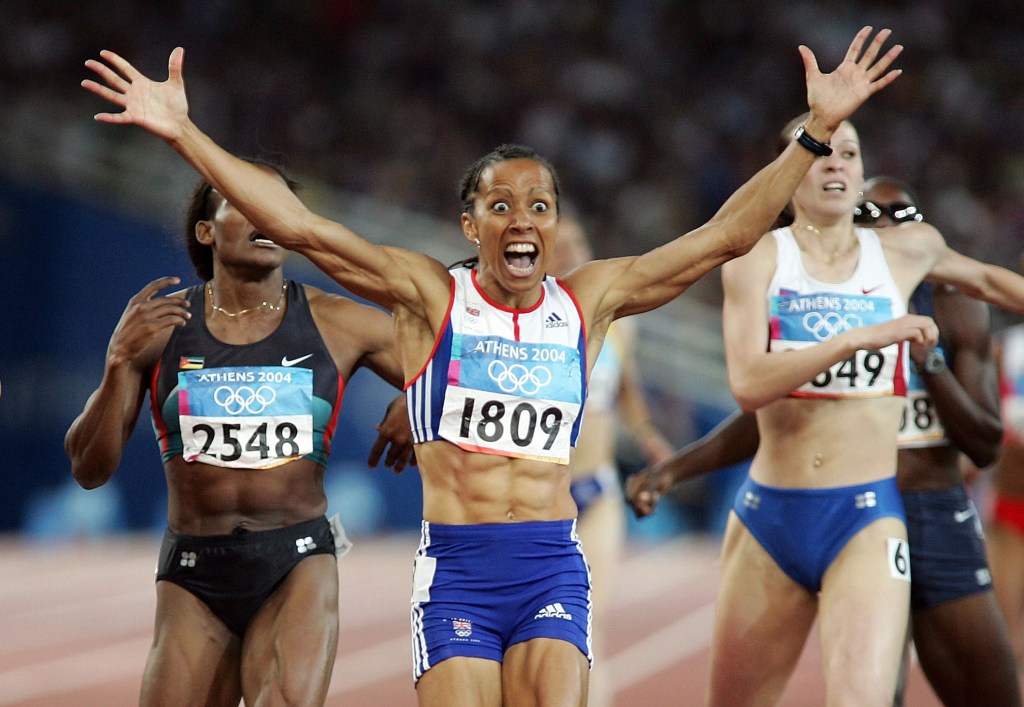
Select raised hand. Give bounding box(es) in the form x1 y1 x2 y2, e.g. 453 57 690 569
107 277 190 370
799 26 903 130
82 48 190 142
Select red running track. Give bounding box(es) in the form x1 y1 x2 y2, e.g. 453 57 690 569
0 534 944 706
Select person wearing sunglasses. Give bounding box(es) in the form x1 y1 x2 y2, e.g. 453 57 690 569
629 146 1024 703
861 176 1020 706
853 194 924 226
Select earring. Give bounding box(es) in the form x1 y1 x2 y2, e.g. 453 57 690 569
474 238 481 247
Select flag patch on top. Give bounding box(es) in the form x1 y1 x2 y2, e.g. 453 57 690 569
179 356 205 370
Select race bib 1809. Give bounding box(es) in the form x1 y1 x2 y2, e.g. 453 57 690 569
438 334 582 464
178 366 313 468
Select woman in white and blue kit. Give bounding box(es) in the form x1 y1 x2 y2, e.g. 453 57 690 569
81 27 903 706
709 113 1024 705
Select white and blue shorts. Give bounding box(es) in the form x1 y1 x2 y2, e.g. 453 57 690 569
409 519 592 682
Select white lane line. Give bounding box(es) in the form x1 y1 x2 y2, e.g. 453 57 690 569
606 602 717 692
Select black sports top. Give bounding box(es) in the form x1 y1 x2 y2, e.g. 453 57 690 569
150 281 343 468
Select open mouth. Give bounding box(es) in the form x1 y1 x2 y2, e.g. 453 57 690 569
250 232 277 246
823 181 846 193
504 242 538 275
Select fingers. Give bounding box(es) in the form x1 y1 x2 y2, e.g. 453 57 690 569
168 47 185 81
98 49 143 83
866 45 904 84
798 45 820 77
84 57 131 93
853 27 889 66
135 276 182 302
843 25 874 63
388 444 414 474
624 475 658 518
147 299 192 328
366 432 387 467
80 76 121 104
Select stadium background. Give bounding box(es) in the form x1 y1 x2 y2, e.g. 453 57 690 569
1 1 1023 541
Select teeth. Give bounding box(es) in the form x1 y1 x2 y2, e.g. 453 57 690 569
505 242 537 254
823 182 845 191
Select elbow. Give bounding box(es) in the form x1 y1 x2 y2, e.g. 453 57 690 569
736 399 760 415
65 442 113 490
69 460 108 490
728 375 766 414
731 387 763 415
70 469 99 490
967 419 1004 469
969 448 999 471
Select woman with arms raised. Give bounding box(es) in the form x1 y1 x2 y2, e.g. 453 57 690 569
82 27 901 706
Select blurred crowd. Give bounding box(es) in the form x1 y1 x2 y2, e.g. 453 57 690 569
2 0 1024 317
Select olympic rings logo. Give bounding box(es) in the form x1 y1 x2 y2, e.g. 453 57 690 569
803 312 863 341
487 360 552 395
213 385 277 414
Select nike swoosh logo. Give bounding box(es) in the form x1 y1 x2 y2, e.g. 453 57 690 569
862 285 882 294
953 508 976 523
281 354 313 367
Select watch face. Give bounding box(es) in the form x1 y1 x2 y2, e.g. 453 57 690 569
924 350 945 374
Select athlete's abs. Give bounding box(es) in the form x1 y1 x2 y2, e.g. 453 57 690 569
416 441 576 524
163 455 329 535
752 395 903 488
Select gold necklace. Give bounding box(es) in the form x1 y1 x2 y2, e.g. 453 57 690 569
795 224 858 259
206 280 287 318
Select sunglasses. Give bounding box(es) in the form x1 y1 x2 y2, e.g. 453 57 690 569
853 200 924 225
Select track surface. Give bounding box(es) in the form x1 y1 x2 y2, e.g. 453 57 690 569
0 534 945 706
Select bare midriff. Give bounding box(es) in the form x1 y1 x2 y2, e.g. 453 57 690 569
416 440 577 524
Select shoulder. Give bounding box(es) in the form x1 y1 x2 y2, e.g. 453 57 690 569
877 221 945 257
560 257 630 313
304 284 393 332
723 231 778 276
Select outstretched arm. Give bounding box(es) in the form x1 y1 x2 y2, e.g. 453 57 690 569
625 410 759 518
581 27 903 321
928 247 1024 315
81 49 449 314
912 292 1002 467
65 277 190 488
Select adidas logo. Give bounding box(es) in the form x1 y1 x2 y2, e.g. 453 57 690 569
296 536 317 554
545 312 568 328
534 602 573 620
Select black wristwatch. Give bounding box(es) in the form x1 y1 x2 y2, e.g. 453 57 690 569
919 349 946 375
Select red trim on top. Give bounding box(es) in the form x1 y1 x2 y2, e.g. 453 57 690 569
403 274 457 391
148 359 170 454
556 277 588 346
893 341 908 397
512 312 521 341
322 373 346 456
470 268 546 313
